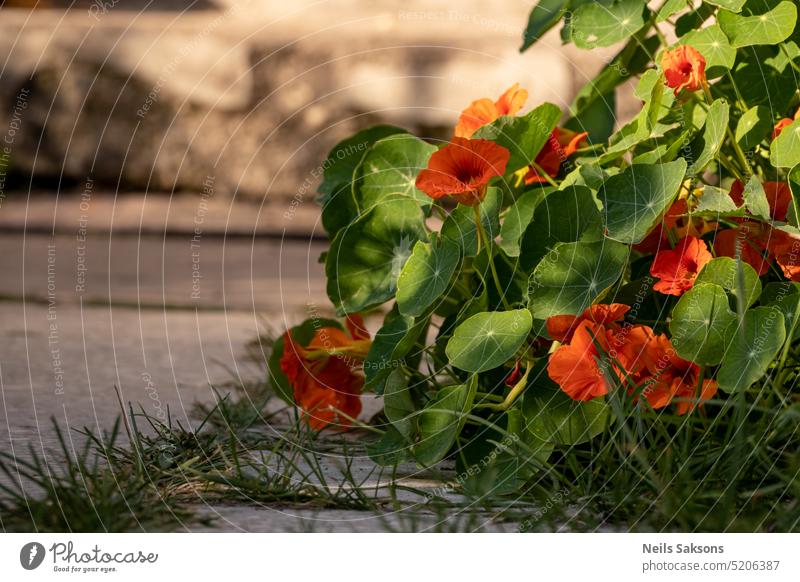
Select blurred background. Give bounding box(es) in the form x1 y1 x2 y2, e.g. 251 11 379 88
0 0 627 220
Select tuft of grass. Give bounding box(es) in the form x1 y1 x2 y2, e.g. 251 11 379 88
0 420 199 532
452 384 800 532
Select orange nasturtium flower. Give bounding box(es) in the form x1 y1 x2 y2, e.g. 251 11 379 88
546 303 630 343
636 332 719 415
279 316 371 430
415 137 510 206
454 83 528 138
546 308 718 414
523 127 589 184
661 45 707 96
650 235 713 296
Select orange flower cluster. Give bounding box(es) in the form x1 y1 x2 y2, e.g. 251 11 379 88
279 316 371 430
420 84 587 202
714 180 800 279
638 179 800 294
547 305 718 414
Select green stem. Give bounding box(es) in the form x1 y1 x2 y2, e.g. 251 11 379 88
475 364 532 412
473 204 511 310
774 299 800 389
331 409 385 435
528 160 560 188
780 43 800 75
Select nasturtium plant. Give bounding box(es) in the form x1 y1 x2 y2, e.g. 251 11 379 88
270 0 800 497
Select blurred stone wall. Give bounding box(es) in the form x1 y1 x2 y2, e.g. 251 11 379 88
0 1 625 202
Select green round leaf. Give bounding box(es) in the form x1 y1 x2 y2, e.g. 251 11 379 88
383 368 416 440
319 125 406 197
705 0 746 12
519 185 602 272
499 187 549 257
695 185 742 215
441 187 502 257
658 0 690 22
669 283 737 366
528 240 629 319
732 48 797 113
717 307 786 392
446 310 533 373
696 256 762 308
326 198 427 314
600 70 672 163
396 235 461 318
718 1 797 48
742 175 771 220
679 25 736 74
319 125 407 237
414 376 477 467
570 0 647 50
521 0 570 51
354 133 437 211
364 306 427 393
600 159 687 244
762 281 800 340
